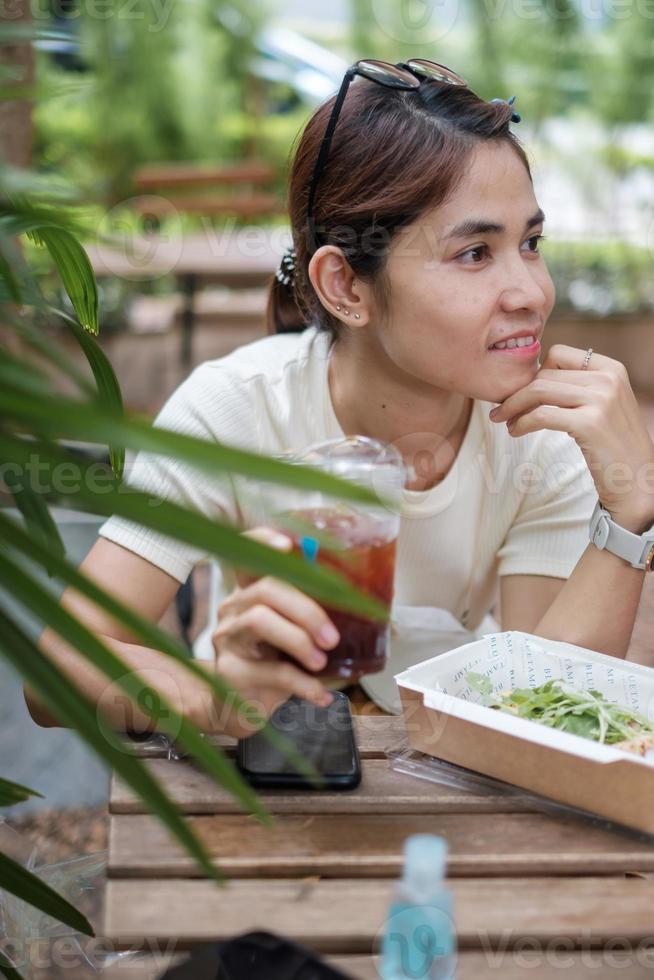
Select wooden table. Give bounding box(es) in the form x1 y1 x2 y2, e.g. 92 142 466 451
104 712 654 979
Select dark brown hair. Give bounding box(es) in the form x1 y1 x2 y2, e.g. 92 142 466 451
266 78 530 338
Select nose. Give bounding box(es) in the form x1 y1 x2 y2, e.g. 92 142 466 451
497 255 550 315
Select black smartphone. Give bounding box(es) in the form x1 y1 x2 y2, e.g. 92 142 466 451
236 692 361 790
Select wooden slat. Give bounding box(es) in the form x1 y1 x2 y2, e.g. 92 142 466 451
104 877 654 950
108 811 654 878
132 193 284 218
120 713 408 761
110 757 538 815
133 161 276 190
102 950 654 979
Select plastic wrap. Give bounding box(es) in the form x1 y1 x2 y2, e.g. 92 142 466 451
0 818 136 977
117 731 189 761
386 738 654 844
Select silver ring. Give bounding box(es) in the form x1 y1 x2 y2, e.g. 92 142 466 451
582 348 593 370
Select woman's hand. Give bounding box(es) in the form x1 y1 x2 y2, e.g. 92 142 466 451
489 345 654 532
207 527 339 739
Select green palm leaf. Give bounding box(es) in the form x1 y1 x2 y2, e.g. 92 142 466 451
0 247 21 303
0 947 24 980
26 226 98 334
0 432 387 621
0 778 43 807
0 510 321 786
3 464 65 567
0 608 221 882
0 852 93 936
0 381 385 508
0 549 270 826
9 319 96 398
54 311 125 478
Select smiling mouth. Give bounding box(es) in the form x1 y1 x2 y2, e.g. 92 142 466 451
488 334 538 350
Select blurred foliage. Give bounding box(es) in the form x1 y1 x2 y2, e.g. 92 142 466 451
34 0 284 204
29 0 654 319
34 0 654 176
34 0 654 187
345 0 654 127
544 239 654 315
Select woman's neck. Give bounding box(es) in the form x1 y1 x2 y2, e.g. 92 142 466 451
328 335 472 492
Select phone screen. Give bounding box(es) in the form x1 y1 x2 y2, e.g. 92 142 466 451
236 693 360 789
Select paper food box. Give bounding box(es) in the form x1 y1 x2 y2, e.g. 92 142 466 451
394 631 654 835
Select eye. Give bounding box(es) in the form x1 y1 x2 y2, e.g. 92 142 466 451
522 233 545 254
457 244 489 265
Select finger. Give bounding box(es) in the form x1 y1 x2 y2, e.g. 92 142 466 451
255 658 334 706
238 576 340 650
212 653 332 734
234 655 333 708
541 344 613 373
219 603 330 673
234 526 293 588
490 379 590 423
242 526 293 549
507 403 586 438
535 368 606 387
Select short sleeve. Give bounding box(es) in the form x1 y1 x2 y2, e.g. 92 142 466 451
98 364 254 583
497 433 596 579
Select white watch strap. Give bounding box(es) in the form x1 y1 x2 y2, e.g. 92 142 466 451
589 501 654 571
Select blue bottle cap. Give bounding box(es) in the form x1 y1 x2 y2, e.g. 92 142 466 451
403 835 447 895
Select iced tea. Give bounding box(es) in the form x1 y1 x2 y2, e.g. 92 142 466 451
279 506 397 680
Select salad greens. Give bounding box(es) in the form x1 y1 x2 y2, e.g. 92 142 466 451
466 673 654 746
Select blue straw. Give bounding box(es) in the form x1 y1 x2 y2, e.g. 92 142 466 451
300 535 320 562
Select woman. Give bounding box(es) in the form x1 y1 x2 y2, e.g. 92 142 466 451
33 59 654 735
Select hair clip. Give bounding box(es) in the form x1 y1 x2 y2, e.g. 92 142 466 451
490 94 521 124
275 245 297 287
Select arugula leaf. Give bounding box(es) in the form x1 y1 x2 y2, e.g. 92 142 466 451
467 672 493 697
466 673 654 745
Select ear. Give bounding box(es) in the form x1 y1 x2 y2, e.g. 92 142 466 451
308 246 371 327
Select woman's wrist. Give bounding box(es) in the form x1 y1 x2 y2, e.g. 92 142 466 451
607 497 654 535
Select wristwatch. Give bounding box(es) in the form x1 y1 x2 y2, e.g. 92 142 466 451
589 501 654 571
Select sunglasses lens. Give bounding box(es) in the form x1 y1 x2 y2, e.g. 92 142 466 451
357 60 420 89
405 59 468 87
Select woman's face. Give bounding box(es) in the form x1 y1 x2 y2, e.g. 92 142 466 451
374 140 555 404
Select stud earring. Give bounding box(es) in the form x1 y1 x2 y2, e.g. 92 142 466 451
336 304 341 311
354 313 360 319
343 308 350 316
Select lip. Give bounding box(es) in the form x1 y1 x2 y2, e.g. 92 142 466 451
487 330 541 358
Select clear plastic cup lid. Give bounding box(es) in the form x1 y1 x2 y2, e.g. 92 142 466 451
295 436 405 481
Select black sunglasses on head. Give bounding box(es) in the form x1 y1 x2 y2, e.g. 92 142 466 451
305 59 468 252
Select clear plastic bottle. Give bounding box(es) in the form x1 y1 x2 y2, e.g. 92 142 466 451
380 834 456 980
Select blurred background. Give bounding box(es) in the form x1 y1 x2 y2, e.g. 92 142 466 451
2 0 654 414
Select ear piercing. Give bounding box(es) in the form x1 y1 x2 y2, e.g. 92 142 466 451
335 305 361 319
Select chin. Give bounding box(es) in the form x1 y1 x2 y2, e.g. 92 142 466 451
473 366 540 405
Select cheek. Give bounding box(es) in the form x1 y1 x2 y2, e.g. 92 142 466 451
385 282 488 371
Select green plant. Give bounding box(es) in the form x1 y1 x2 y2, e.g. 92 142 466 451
1 49 388 980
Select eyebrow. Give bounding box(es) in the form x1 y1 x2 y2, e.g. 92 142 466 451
444 208 546 241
